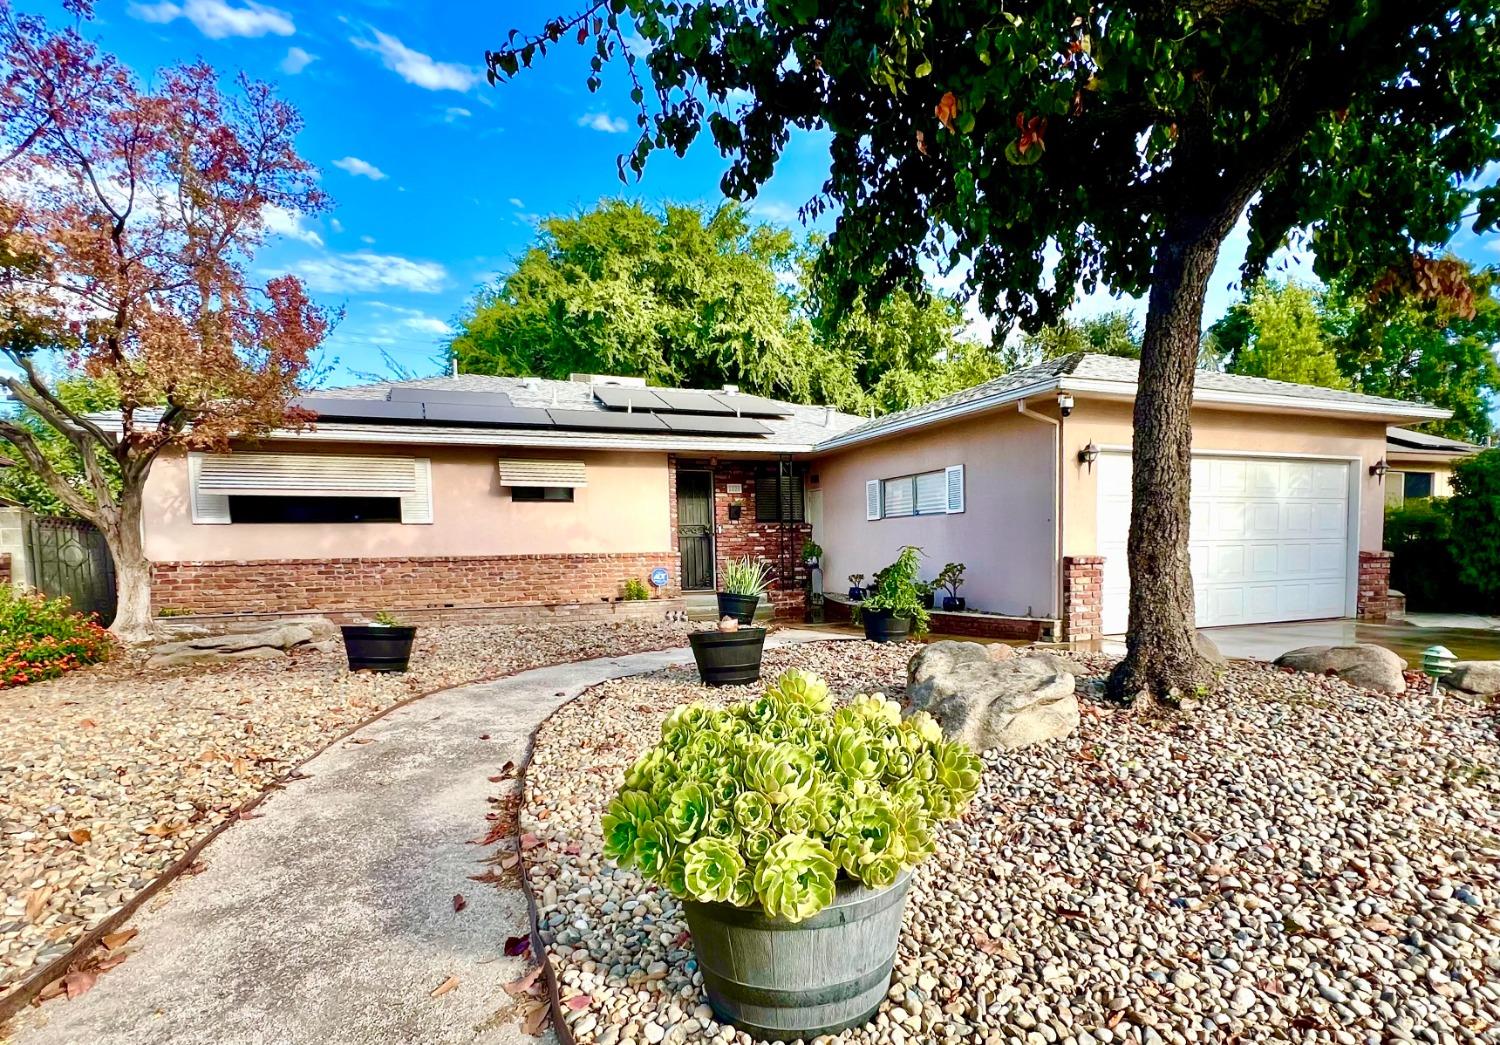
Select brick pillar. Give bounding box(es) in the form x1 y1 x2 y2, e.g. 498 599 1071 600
1357 550 1393 621
1062 555 1105 642
0 552 10 588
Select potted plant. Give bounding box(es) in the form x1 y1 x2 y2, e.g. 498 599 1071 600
601 669 983 1041
727 499 744 521
846 573 865 601
916 579 936 610
853 546 930 642
800 538 823 569
341 610 417 672
937 561 967 612
718 556 771 624
687 614 766 686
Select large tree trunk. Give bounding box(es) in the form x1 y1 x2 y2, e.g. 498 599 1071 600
99 484 155 646
1104 226 1224 705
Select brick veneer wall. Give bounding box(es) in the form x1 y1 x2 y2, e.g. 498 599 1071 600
1062 556 1105 642
675 459 811 619
151 552 679 616
1357 550 1392 622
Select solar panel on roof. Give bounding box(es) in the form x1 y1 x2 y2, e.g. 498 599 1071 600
547 409 669 432
388 387 514 407
593 386 671 412
291 397 426 422
652 389 737 415
712 392 792 417
422 402 555 427
658 414 772 436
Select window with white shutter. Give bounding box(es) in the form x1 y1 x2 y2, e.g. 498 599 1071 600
882 476 915 517
189 452 433 524
865 480 882 520
915 471 947 515
944 464 965 514
867 465 964 520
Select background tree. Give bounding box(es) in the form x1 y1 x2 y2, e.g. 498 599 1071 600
0 4 329 641
1205 280 1347 388
1005 310 1142 370
1447 449 1500 608
488 0 1500 702
0 376 120 516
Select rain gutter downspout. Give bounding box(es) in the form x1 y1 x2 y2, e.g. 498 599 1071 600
1016 400 1064 629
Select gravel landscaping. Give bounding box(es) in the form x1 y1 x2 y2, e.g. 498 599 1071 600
0 616 693 1002
523 640 1500 1045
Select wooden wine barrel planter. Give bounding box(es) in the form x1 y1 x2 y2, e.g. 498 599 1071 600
860 608 911 643
715 592 761 625
683 871 912 1041
688 628 766 686
341 625 417 673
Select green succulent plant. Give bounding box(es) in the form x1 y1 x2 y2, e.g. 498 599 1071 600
598 668 982 922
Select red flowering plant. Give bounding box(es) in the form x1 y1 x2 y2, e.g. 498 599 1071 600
0 586 113 688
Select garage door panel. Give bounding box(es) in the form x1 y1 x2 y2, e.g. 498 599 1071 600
1098 454 1351 633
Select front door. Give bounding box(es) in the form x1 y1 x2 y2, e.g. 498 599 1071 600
677 470 715 590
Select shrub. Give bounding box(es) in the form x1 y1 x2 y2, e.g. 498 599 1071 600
601 669 981 921
622 577 651 601
1449 449 1500 607
854 546 931 634
0 587 113 688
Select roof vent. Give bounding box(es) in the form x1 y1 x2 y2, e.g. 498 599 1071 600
722 384 740 395
570 373 647 388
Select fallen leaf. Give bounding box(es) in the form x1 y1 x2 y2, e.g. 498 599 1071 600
182 860 208 876
25 887 52 923
101 928 138 950
505 966 544 996
430 975 460 998
504 934 531 957
519 833 541 850
143 822 179 838
478 734 491 741
78 718 97 728
500 853 520 870
1056 908 1088 921
62 970 97 999
565 994 592 1010
94 953 130 973
349 737 375 745
68 828 92 845
522 999 550 1036
497 760 516 778
238 809 263 821
452 893 467 913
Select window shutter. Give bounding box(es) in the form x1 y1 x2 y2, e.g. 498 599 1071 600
497 459 587 487
401 458 433 523
865 479 882 521
197 452 418 496
945 464 965 514
755 464 805 521
187 453 231 524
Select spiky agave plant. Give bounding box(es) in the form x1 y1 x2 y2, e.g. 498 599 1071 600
600 669 983 921
721 556 772 597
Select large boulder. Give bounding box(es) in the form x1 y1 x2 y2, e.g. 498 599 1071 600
146 622 317 668
1447 661 1500 698
1197 632 1228 667
1272 644 1407 694
147 645 288 669
225 615 340 643
906 640 1080 751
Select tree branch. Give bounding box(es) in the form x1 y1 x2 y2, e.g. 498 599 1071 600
0 419 101 521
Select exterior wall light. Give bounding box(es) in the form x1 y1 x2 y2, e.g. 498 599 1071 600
1369 459 1389 481
1078 441 1100 471
1057 392 1075 417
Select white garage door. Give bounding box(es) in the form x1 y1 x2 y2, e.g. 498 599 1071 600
1098 454 1352 634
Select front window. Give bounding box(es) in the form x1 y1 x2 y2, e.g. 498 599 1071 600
511 486 575 502
227 495 403 524
1403 471 1435 499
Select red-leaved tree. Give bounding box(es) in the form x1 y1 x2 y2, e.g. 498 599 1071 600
0 2 329 641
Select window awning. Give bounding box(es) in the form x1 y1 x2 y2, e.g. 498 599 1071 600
497 458 587 488
197 452 420 497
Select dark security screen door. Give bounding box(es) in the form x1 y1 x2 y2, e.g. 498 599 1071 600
677 470 715 590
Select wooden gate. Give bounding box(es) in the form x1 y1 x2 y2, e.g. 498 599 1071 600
24 515 117 625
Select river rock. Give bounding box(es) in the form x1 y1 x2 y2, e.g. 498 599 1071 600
1447 660 1500 697
906 641 1079 750
1272 643 1407 694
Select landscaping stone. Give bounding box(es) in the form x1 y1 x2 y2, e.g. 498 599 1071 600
1447 660 1500 697
1196 631 1228 667
1272 642 1407 694
905 640 1079 751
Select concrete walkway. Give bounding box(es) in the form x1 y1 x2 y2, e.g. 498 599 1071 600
14 633 832 1045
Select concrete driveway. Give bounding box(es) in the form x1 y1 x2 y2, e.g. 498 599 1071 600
1107 614 1500 663
11 632 831 1045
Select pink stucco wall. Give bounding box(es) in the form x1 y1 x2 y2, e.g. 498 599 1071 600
1059 399 1391 555
143 442 673 562
810 409 1060 620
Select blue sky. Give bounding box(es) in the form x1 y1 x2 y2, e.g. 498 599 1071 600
73 0 1500 387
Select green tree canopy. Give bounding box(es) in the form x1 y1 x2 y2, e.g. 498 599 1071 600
1007 309 1142 369
0 377 122 517
1207 280 1347 389
450 200 999 413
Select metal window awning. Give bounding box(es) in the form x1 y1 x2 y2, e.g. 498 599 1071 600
197 452 420 497
497 458 588 488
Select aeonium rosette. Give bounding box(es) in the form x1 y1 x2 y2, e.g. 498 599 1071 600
599 669 983 922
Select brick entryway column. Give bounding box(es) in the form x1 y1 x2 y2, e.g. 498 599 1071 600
1357 550 1393 621
1062 555 1105 642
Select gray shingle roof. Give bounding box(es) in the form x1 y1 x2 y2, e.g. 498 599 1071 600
1385 426 1483 454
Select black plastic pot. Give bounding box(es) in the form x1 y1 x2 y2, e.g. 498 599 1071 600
341 624 417 672
942 596 967 612
860 609 911 643
689 628 766 686
920 590 935 610
716 592 761 625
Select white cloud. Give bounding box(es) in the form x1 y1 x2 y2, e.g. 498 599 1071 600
129 0 294 39
360 234 376 244
260 204 323 247
330 218 344 234
292 252 447 295
351 28 478 92
444 107 472 122
508 197 524 208
369 302 453 336
748 199 802 225
280 46 316 74
332 156 388 181
577 112 628 134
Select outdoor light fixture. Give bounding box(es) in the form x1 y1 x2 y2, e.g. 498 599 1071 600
1369 459 1390 481
1078 441 1100 471
1422 644 1458 709
1057 392 1075 417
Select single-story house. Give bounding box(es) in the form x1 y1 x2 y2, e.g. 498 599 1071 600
1383 426 1484 505
138 352 1449 641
